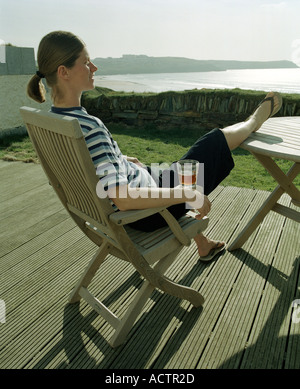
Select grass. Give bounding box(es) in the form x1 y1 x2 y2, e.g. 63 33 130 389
1 124 299 192
0 133 39 163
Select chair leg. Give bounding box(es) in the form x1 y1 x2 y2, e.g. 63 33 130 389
150 247 204 308
135 255 205 308
109 279 155 347
109 249 179 347
69 243 204 347
109 247 204 347
68 241 110 303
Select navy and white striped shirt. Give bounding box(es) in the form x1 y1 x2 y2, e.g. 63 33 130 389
51 106 157 209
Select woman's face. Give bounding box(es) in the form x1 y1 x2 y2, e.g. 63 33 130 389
67 47 98 92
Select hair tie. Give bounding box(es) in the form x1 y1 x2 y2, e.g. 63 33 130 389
36 70 45 79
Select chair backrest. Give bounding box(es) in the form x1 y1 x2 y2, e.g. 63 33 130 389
20 106 115 236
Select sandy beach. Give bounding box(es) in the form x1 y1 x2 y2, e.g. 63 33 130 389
94 77 155 93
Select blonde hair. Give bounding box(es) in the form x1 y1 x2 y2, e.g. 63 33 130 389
27 31 85 103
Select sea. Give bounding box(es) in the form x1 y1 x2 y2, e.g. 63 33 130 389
94 68 300 95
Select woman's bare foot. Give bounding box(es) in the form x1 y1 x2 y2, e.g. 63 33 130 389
194 233 225 257
248 92 282 132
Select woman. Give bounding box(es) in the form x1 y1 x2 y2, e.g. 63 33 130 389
27 31 282 262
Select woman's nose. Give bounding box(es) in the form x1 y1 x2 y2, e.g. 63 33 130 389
90 62 98 72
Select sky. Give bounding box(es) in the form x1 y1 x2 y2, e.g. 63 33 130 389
0 0 300 65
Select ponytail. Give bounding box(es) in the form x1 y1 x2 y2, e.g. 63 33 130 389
27 74 46 103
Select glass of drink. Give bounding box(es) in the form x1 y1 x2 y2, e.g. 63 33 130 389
177 159 199 189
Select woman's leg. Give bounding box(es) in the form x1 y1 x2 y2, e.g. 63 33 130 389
220 92 282 150
193 92 282 260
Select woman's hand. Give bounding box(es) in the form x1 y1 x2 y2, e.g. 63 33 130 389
194 195 211 220
126 156 145 167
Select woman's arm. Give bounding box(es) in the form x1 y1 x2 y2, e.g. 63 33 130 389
108 185 210 219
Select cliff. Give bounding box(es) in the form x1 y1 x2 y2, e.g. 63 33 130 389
82 87 300 131
92 55 298 76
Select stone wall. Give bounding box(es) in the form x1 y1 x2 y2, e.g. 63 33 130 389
82 88 300 131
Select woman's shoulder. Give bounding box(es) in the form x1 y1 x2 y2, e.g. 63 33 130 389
51 106 105 128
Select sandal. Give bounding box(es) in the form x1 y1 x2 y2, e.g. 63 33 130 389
256 92 282 119
199 242 226 263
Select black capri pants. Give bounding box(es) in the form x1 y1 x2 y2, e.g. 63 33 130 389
128 128 234 232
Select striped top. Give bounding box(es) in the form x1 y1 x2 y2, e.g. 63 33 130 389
51 106 157 209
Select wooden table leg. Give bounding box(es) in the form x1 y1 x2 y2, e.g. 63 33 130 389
228 159 300 251
253 155 300 203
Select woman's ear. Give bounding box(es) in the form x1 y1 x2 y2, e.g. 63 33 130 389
57 65 69 80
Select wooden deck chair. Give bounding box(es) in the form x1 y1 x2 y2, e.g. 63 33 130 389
20 106 209 347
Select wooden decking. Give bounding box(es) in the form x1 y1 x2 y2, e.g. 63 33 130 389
0 160 299 369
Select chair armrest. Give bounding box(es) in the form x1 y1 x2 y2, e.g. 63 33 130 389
109 206 167 225
158 209 191 246
110 206 193 247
